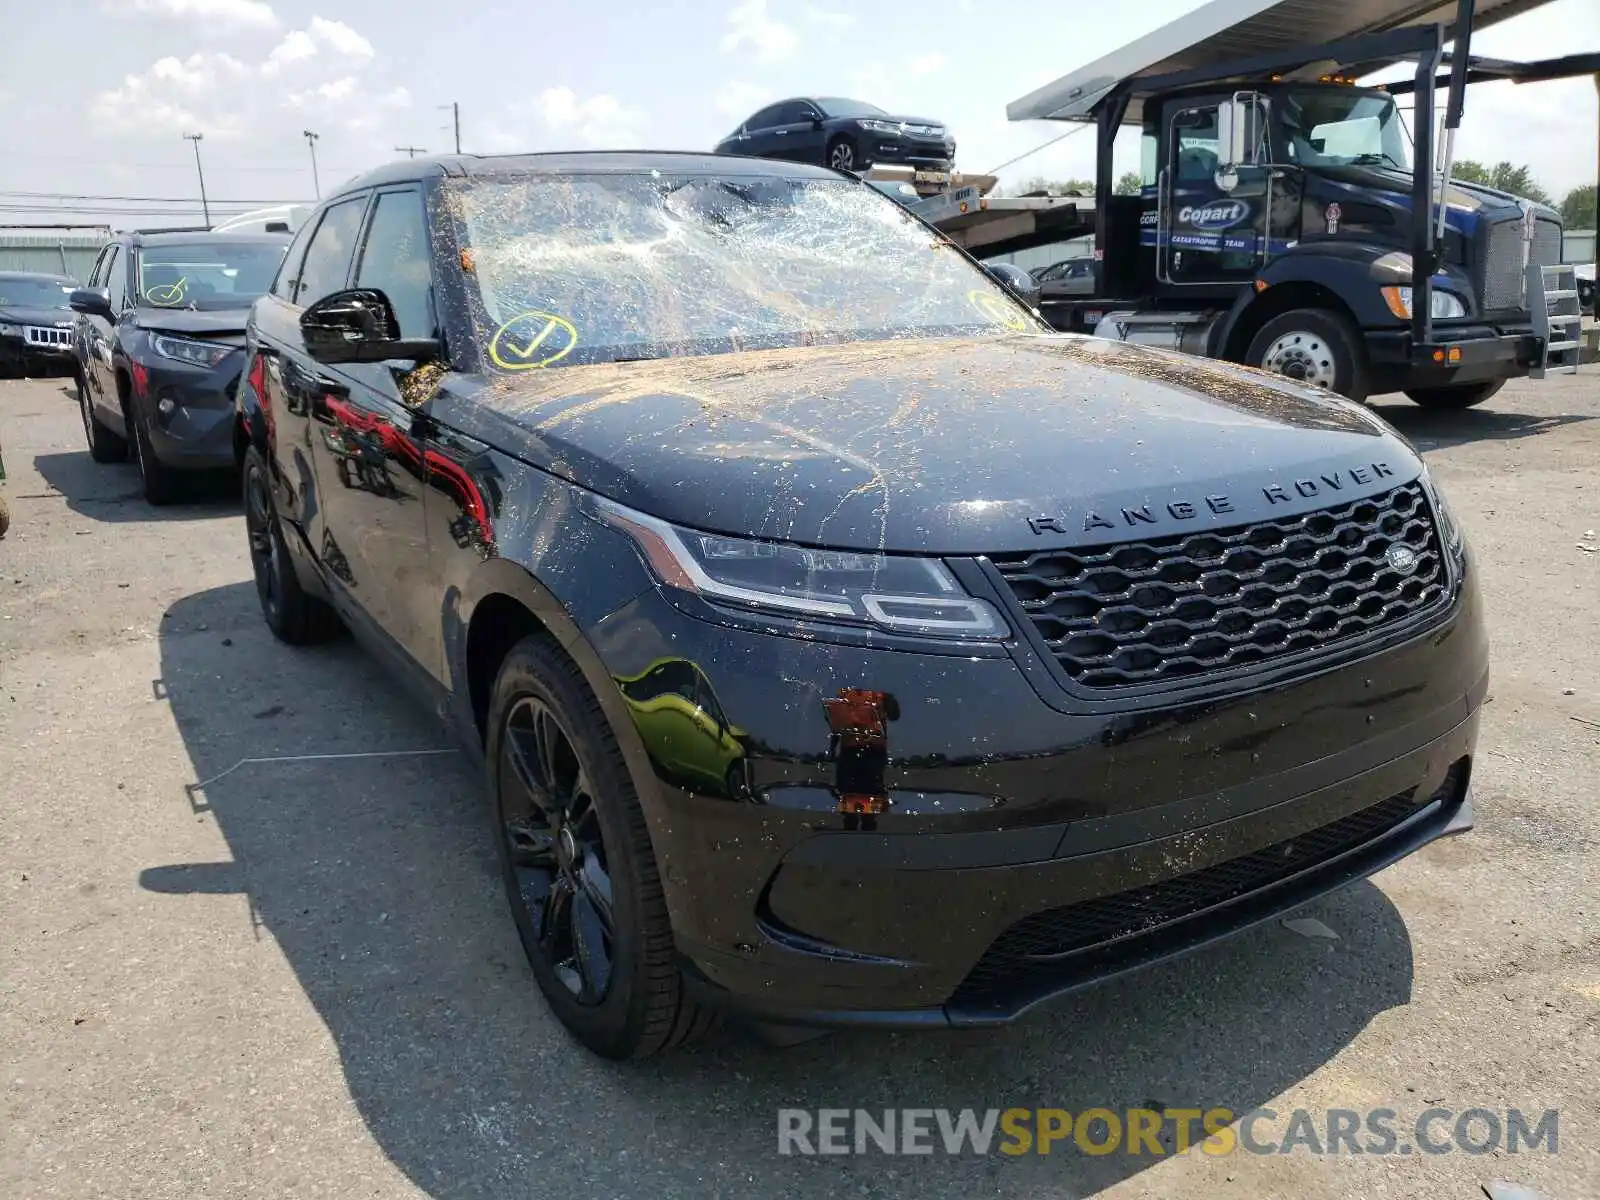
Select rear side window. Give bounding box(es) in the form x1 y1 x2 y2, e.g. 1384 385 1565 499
293 195 368 306
270 220 317 301
354 190 434 339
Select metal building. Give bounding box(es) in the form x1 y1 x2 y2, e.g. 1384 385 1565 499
0 226 111 283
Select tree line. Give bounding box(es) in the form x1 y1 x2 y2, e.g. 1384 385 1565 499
1003 164 1598 230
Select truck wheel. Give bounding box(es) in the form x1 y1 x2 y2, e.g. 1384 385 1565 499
488 634 718 1060
1403 380 1504 410
1246 309 1369 402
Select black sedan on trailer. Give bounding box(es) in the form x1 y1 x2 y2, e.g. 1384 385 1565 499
715 97 955 173
69 230 289 503
0 272 77 378
236 151 1485 1060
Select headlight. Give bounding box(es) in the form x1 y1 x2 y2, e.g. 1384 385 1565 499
858 119 903 135
595 498 1009 640
1380 286 1467 320
149 333 235 369
1420 467 1465 559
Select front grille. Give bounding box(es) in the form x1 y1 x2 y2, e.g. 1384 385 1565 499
23 326 71 347
950 774 1457 1009
992 482 1446 691
1481 214 1562 312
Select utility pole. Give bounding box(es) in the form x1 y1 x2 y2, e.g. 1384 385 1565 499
182 132 210 227
394 144 427 158
439 102 461 154
303 129 321 199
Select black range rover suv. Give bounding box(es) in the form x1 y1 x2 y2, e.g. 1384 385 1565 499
236 152 1485 1059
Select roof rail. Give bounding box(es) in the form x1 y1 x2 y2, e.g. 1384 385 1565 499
129 225 214 235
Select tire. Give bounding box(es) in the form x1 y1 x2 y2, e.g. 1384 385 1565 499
487 635 717 1060
1403 380 1505 410
128 400 185 505
242 446 342 645
827 136 860 173
1246 308 1370 402
78 374 128 463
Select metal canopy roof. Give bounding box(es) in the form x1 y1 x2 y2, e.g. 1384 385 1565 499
1006 0 1562 124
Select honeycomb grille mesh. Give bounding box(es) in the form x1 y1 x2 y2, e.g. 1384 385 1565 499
993 482 1445 690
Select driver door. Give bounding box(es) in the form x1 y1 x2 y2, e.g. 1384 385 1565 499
1160 98 1269 285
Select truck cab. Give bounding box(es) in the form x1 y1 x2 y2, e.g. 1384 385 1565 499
1070 78 1571 405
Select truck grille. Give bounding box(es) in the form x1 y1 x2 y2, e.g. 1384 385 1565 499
1480 214 1562 312
948 772 1458 1010
992 482 1446 691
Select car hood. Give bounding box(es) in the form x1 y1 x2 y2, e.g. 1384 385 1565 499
0 305 73 326
461 335 1419 555
133 306 252 339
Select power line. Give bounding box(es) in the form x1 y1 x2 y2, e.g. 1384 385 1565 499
0 190 308 204
984 121 1094 176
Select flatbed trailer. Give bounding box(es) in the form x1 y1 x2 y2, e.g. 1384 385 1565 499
915 0 1596 407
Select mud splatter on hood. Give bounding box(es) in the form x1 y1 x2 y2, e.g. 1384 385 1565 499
455 333 1416 555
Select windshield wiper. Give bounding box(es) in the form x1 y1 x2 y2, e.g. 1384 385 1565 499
1350 153 1408 170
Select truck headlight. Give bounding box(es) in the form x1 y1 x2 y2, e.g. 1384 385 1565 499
1381 286 1467 320
595 497 1009 640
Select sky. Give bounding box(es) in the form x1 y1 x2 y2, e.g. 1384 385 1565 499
0 0 1596 230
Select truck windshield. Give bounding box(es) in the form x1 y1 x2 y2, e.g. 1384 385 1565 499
448 172 1043 368
1280 89 1410 171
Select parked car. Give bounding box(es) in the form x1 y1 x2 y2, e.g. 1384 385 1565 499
714 97 955 174
68 230 290 503
0 272 77 378
237 151 1483 1060
1030 256 1096 297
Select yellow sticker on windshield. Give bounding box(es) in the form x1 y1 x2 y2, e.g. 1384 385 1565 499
146 277 188 306
488 310 578 370
968 289 1031 332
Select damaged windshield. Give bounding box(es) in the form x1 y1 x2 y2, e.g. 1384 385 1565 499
446 172 1042 370
136 241 287 310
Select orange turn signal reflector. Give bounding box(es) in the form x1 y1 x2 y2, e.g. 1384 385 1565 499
1433 349 1446 362
958 202 969 213
1254 279 1268 293
1448 346 1463 363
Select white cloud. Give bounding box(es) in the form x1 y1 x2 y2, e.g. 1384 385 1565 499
803 5 854 29
535 86 644 147
308 16 374 59
908 53 947 77
115 0 279 30
720 0 798 63
715 80 768 119
262 17 374 76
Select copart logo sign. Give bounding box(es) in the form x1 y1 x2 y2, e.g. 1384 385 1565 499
1178 200 1251 231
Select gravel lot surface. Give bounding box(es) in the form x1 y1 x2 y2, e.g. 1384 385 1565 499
2 372 1596 1199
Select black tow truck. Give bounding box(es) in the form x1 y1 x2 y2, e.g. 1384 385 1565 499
921 0 1593 408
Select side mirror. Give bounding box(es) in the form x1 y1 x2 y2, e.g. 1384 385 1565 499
811 116 825 130
300 288 440 366
983 262 1042 308
69 288 113 320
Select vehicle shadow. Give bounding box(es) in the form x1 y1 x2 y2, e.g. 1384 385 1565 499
1371 400 1596 450
32 450 238 522
146 581 1417 1199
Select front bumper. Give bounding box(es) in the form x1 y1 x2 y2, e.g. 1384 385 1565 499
586 556 1488 1028
138 353 245 469
863 136 954 170
1364 321 1545 386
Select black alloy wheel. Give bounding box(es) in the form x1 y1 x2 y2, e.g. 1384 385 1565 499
487 636 716 1059
498 696 618 1007
242 446 341 644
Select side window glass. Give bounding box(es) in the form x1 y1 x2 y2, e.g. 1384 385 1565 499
293 196 368 306
747 105 781 131
1173 106 1221 182
354 190 435 339
103 247 127 311
86 247 110 288
271 220 317 301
